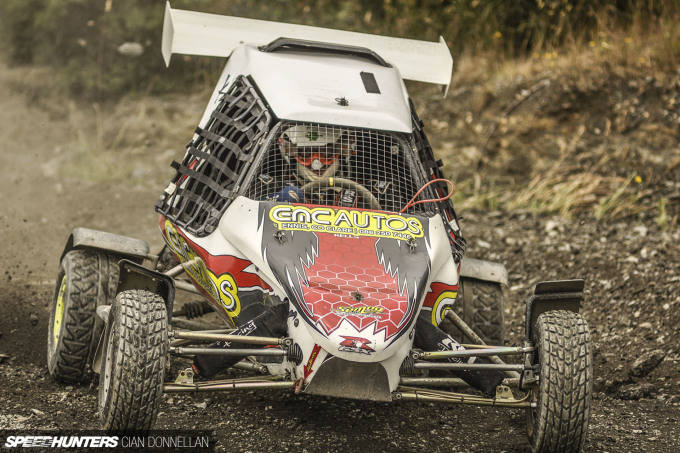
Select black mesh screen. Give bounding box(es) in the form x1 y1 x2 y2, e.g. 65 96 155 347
156 76 272 236
410 101 466 261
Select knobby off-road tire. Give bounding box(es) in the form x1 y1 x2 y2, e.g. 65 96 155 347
440 278 505 345
47 250 119 383
98 289 168 432
526 310 593 453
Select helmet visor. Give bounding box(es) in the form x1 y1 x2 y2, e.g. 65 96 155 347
293 144 341 166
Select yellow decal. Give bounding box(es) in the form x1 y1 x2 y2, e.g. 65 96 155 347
333 306 384 315
269 205 424 240
163 220 241 319
431 290 458 326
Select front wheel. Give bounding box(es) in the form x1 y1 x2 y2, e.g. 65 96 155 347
98 290 168 432
526 310 593 453
47 250 119 383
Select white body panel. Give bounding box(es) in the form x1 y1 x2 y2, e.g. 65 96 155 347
201 45 413 132
217 197 461 373
162 2 452 95
427 214 456 279
164 198 463 393
218 197 286 299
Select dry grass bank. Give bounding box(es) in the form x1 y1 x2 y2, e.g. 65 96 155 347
414 22 680 226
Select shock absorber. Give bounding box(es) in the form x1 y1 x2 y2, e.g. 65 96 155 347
173 300 214 319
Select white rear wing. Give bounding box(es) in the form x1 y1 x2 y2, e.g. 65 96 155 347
162 2 453 95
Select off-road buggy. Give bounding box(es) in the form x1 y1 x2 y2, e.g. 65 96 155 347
47 3 592 452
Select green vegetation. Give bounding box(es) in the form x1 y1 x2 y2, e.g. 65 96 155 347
656 197 669 229
2 0 679 100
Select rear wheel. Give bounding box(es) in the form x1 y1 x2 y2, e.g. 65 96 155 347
440 278 505 345
98 289 168 432
47 250 119 383
155 244 178 273
526 310 592 453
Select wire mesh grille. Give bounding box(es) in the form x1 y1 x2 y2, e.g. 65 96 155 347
155 76 272 236
245 122 435 214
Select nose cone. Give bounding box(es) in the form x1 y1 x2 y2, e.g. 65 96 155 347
302 235 410 340
258 201 432 360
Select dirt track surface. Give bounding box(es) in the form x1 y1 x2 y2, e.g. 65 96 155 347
1 60 679 452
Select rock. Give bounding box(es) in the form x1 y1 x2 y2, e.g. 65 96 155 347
545 220 560 234
630 350 665 377
117 42 144 57
633 225 648 237
31 408 45 416
616 383 655 400
30 313 39 326
194 402 207 410
12 415 30 424
604 374 630 392
476 239 491 249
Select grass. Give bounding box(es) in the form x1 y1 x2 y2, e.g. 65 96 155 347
656 197 669 229
454 168 654 222
58 92 200 187
441 5 680 224
594 176 647 220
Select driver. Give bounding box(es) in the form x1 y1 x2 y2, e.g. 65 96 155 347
267 125 358 206
279 124 354 184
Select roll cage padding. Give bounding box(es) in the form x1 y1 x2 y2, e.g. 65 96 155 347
155 75 272 237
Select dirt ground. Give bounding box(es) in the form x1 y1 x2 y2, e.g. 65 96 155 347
1 53 679 453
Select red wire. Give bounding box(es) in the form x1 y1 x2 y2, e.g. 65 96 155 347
399 178 454 214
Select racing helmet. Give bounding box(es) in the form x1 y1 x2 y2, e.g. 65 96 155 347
278 125 355 182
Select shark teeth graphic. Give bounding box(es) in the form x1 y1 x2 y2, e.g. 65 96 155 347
282 230 319 305
375 239 407 296
374 238 430 300
259 208 319 315
374 236 432 332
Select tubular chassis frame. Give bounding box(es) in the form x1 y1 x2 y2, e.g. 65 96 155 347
158 263 543 409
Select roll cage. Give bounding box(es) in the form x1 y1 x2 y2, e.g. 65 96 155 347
155 75 464 256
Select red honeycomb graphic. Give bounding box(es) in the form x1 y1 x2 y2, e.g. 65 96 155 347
301 234 410 339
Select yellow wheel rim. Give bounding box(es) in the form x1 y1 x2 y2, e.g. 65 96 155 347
53 276 66 345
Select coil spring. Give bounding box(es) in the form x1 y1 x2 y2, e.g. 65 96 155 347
179 300 214 319
286 343 303 365
399 354 415 376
